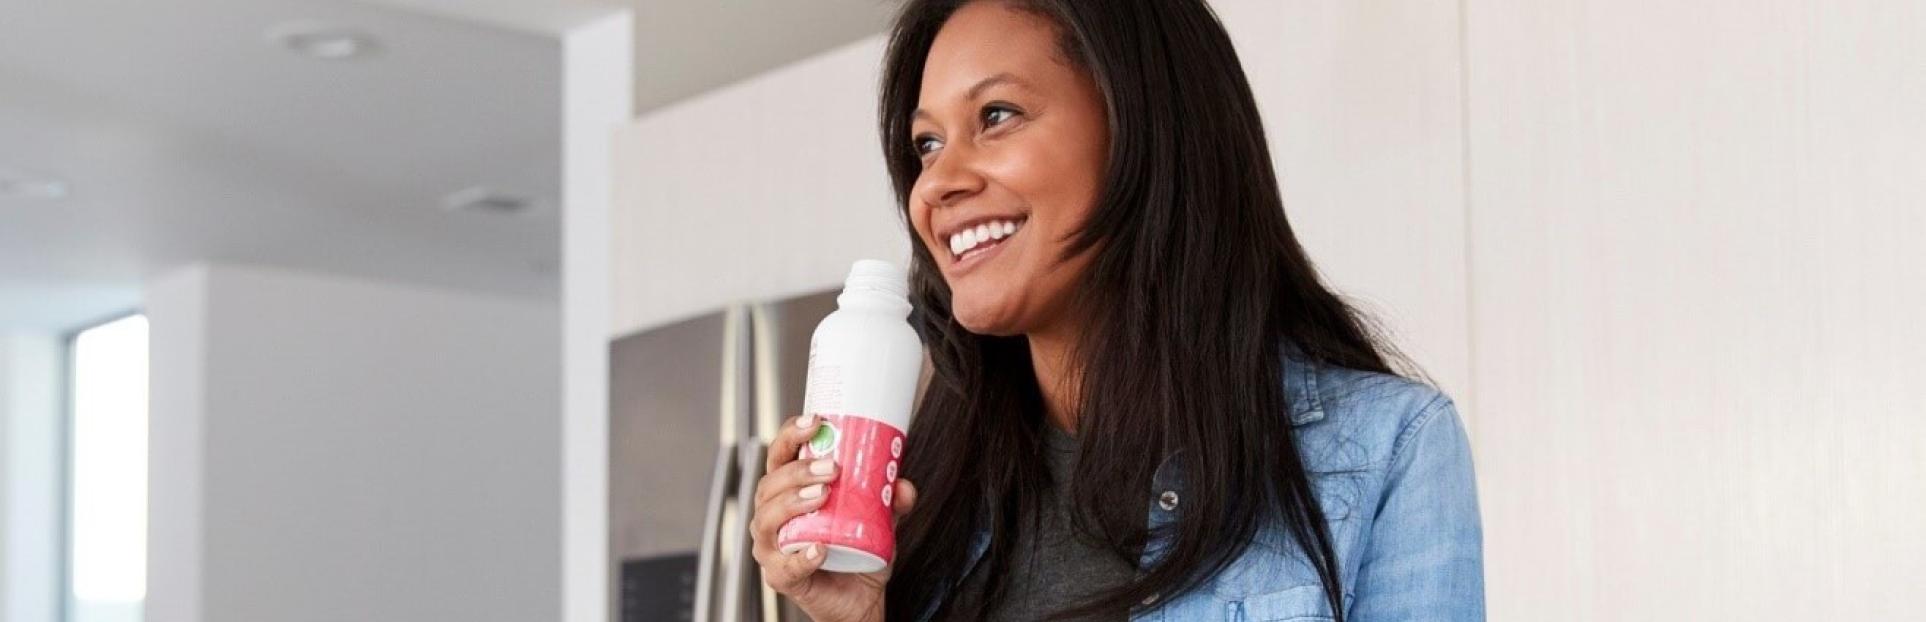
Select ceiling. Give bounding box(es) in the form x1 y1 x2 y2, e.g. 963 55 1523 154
0 0 894 332
0 0 562 331
356 0 900 112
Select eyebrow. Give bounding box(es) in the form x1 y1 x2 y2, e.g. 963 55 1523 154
911 72 1025 123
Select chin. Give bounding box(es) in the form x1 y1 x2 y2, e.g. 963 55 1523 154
949 296 1025 337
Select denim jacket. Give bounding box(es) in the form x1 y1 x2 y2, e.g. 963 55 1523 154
922 350 1485 621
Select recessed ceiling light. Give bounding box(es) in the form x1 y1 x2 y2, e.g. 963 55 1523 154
441 186 537 216
0 168 68 200
266 21 378 60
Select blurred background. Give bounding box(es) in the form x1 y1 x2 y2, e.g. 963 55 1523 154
1 0 1920 621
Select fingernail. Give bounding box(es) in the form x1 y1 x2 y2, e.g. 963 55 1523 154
799 484 823 500
796 414 815 429
804 544 819 560
809 459 835 476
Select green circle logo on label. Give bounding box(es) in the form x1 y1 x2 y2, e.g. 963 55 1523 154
808 420 839 456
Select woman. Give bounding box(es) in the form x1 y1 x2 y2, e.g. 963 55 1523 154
749 1 1484 620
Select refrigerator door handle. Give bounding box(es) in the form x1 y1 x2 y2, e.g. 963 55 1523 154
723 441 769 622
692 443 737 622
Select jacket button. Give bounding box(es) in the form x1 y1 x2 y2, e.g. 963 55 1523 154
1157 490 1179 511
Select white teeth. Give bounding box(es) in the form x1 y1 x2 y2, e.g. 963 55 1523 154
946 218 1026 258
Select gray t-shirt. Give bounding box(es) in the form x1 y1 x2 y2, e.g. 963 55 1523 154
956 425 1137 621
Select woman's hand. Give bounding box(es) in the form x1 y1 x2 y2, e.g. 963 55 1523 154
751 413 919 622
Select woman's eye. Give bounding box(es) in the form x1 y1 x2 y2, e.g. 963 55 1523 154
982 105 1019 127
913 135 943 156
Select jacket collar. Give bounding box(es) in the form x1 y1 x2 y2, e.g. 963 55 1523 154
1283 343 1326 426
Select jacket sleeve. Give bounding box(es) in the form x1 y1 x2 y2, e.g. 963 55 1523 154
1349 395 1486 621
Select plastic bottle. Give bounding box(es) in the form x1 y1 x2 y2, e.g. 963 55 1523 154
776 259 923 573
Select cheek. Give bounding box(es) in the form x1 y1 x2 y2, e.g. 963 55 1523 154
984 138 1103 257
981 142 1069 209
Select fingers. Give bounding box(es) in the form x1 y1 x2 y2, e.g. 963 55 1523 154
892 478 918 517
749 460 836 549
749 447 839 596
761 540 829 596
751 464 832 598
754 453 839 507
767 413 823 473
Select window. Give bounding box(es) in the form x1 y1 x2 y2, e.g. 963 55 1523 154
67 314 148 622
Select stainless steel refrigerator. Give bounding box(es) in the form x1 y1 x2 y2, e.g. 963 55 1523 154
611 288 919 622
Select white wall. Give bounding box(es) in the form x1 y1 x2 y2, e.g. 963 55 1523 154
561 12 634 622
1465 0 1926 619
0 331 63 622
146 267 208 622
609 35 911 337
1211 0 1473 414
146 263 560 622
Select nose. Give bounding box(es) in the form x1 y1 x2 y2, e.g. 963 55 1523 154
915 143 986 209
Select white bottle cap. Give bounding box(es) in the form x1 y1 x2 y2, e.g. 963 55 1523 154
843 259 909 299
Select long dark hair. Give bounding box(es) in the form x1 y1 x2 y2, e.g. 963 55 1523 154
879 1 1410 619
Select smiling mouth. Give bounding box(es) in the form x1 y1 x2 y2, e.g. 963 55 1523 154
946 217 1027 262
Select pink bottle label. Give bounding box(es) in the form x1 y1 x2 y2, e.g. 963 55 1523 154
776 413 906 567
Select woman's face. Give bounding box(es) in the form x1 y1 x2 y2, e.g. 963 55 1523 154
908 1 1109 337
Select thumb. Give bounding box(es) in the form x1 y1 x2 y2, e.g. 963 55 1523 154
891 478 918 517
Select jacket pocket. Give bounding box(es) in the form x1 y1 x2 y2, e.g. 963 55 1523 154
1239 585 1342 622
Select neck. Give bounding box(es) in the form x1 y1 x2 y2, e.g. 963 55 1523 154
1027 321 1081 434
